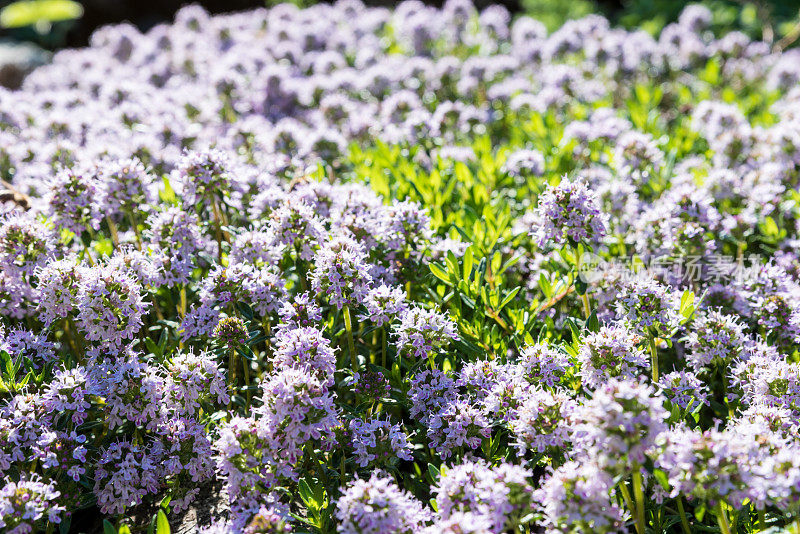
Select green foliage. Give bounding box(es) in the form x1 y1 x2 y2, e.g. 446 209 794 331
521 0 598 32
0 0 82 32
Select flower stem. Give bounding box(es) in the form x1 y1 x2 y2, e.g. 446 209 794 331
573 246 591 319
649 336 659 382
127 210 142 251
241 354 251 407
580 293 591 319
211 197 224 262
228 347 237 405
677 498 691 534
716 502 732 534
632 471 646 534
343 305 357 372
381 328 387 369
618 482 639 534
179 285 187 320
106 216 120 248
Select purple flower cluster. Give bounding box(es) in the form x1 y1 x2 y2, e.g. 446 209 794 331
530 176 607 248
435 460 534 533
335 473 431 534
1 0 800 531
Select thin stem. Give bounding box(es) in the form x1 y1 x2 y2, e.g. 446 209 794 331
67 317 84 363
580 293 591 320
618 482 639 534
61 318 78 356
649 336 659 383
242 355 251 407
381 328 387 369
211 197 224 263
106 216 120 248
228 347 237 407
83 245 96 266
127 210 142 251
306 445 328 487
758 508 766 531
573 246 591 319
716 501 732 534
179 285 187 320
632 471 646 534
151 294 165 322
677 498 691 534
343 306 357 373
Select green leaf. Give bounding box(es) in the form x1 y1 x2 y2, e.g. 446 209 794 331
679 290 696 320
497 286 521 312
103 520 117 534
299 478 314 506
427 463 440 482
653 469 669 490
574 278 588 296
585 310 599 333
0 0 83 29
159 176 177 205
429 263 452 285
565 318 582 342
144 337 162 358
118 526 132 534
156 510 171 534
462 247 474 281
445 251 460 279
538 273 553 299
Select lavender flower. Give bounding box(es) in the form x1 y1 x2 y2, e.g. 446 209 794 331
34 257 84 327
658 370 709 409
348 417 413 467
311 235 373 309
358 284 408 326
427 399 491 459
336 473 431 534
276 292 323 330
577 323 648 388
572 378 668 474
164 351 230 416
0 475 64 533
393 306 458 360
271 326 337 383
255 368 340 466
685 310 749 370
0 211 57 277
47 166 102 236
93 440 161 515
517 342 570 388
615 276 678 336
435 460 533 534
74 263 148 347
408 369 458 425
530 176 606 248
510 387 576 455
535 460 625 533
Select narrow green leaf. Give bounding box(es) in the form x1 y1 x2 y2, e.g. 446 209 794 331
497 286 521 312
429 263 452 285
156 510 171 534
585 310 599 332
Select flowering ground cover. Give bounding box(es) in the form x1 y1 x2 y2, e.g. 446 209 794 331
2 1 800 532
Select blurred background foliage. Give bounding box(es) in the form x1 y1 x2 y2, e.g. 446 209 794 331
0 0 798 50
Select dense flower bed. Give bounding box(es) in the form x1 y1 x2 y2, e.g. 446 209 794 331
2 0 800 532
